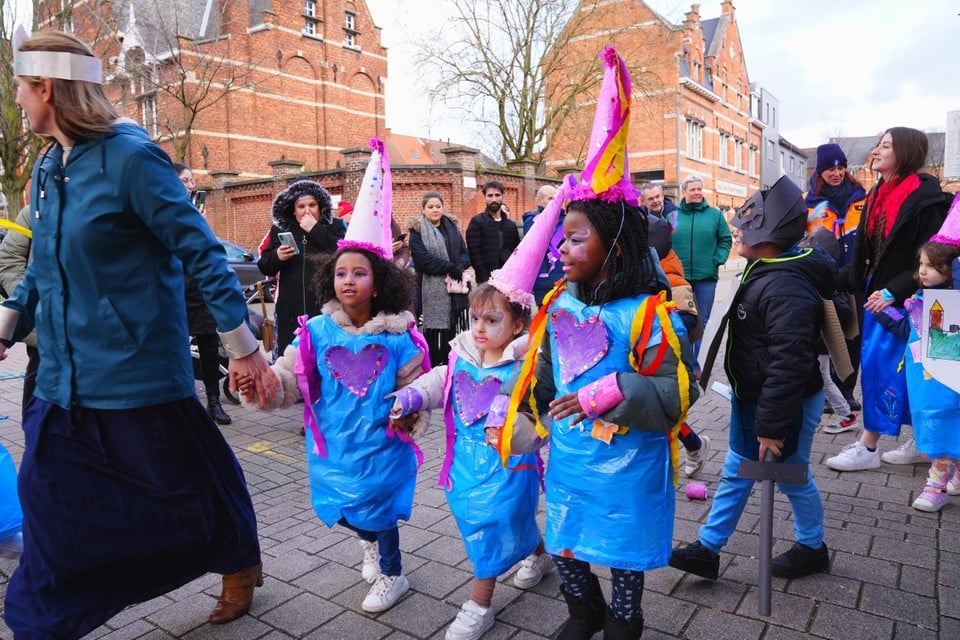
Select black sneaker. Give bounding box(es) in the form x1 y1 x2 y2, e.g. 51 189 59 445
771 542 829 579
669 541 719 580
822 403 835 415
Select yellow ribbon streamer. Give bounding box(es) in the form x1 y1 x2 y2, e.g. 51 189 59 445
0 219 32 239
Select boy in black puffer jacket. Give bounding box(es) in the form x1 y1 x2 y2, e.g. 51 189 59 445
670 176 835 582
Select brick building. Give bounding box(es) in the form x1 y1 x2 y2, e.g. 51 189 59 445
547 0 762 210
39 0 388 182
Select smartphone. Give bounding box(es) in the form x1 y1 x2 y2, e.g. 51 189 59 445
192 190 207 209
278 231 300 255
396 233 407 242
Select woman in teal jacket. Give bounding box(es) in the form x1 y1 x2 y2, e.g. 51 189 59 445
1 30 276 637
671 176 733 364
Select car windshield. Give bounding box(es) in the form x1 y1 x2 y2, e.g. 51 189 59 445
220 239 253 262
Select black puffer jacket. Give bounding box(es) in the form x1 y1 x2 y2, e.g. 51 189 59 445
725 248 837 445
257 181 345 353
839 173 950 303
465 210 520 283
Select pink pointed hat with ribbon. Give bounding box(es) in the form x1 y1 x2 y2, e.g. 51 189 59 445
570 46 637 206
338 137 394 260
930 192 960 247
488 176 573 308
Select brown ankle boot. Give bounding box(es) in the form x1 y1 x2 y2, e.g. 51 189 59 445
208 562 263 624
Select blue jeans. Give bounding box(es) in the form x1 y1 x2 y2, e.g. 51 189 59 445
690 279 718 365
338 518 402 576
699 393 825 553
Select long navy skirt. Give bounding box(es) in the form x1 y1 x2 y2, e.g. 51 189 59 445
4 397 261 639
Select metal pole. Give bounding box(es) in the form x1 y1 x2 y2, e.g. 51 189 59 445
758 449 775 616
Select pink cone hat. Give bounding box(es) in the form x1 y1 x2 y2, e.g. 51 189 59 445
339 137 394 259
570 46 637 206
488 175 575 308
930 192 960 247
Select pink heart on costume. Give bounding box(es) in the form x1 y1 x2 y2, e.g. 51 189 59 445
552 309 608 384
453 370 502 426
324 344 389 397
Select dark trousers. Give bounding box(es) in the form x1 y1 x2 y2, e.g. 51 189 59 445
338 518 402 576
195 333 222 398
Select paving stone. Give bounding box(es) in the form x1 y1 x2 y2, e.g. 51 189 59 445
259 592 342 636
808 602 895 640
859 582 937 627
303 610 392 639
680 607 765 640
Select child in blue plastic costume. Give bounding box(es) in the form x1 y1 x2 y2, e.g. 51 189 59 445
494 47 697 640
670 176 837 583
392 282 547 640
496 198 697 640
873 239 960 512
0 442 22 558
239 246 429 614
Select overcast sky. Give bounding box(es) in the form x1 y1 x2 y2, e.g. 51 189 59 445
370 0 960 149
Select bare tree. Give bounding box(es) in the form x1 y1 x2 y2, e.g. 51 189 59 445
111 0 272 163
416 0 670 167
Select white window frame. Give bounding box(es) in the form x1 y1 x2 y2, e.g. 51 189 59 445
686 120 703 160
303 20 316 36
718 132 728 167
345 11 356 30
305 0 316 17
140 94 158 139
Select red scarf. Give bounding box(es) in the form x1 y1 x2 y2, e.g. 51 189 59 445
866 173 921 239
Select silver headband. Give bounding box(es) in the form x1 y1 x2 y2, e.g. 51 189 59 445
12 25 103 85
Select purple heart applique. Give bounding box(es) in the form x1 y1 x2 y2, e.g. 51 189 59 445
453 370 502 426
324 344 389 398
552 309 608 385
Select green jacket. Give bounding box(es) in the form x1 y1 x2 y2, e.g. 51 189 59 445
672 198 732 282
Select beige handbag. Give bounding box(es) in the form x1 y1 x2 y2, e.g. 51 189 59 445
258 282 275 353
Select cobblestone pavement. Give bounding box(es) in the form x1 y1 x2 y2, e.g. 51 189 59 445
1 264 957 639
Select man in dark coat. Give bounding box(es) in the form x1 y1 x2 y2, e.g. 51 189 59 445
465 180 520 283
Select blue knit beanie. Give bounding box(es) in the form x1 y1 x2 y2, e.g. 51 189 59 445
815 143 847 175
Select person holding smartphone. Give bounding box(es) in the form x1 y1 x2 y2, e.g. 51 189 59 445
257 180 346 355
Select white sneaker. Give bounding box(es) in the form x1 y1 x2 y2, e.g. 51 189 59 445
683 435 711 478
826 441 880 472
0 532 23 559
359 539 380 583
445 599 495 640
880 438 923 465
947 472 960 496
513 552 551 589
361 574 409 613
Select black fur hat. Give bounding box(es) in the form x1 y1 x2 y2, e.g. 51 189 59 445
271 180 333 231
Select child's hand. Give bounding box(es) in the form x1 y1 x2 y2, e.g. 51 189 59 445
390 412 419 434
485 427 502 449
548 392 587 425
757 436 784 460
235 373 256 401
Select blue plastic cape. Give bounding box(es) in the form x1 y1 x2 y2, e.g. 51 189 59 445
300 315 422 531
860 311 910 436
903 293 960 458
444 354 540 579
543 292 675 571
0 442 22 540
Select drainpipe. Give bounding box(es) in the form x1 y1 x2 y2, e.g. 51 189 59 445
675 84 683 191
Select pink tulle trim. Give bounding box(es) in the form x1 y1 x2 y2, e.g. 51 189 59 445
488 275 535 309
337 239 390 259
929 233 960 246
568 179 638 206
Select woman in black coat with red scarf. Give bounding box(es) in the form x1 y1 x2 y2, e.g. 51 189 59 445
826 127 951 473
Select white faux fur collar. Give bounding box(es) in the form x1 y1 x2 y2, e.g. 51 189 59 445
449 331 528 367
320 300 415 335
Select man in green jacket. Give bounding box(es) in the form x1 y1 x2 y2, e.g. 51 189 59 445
672 176 733 367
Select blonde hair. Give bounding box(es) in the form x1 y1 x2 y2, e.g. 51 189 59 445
18 31 118 141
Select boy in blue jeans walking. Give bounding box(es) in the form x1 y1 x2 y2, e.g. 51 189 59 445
670 176 834 580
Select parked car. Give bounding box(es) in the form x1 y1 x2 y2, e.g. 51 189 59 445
219 238 274 303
